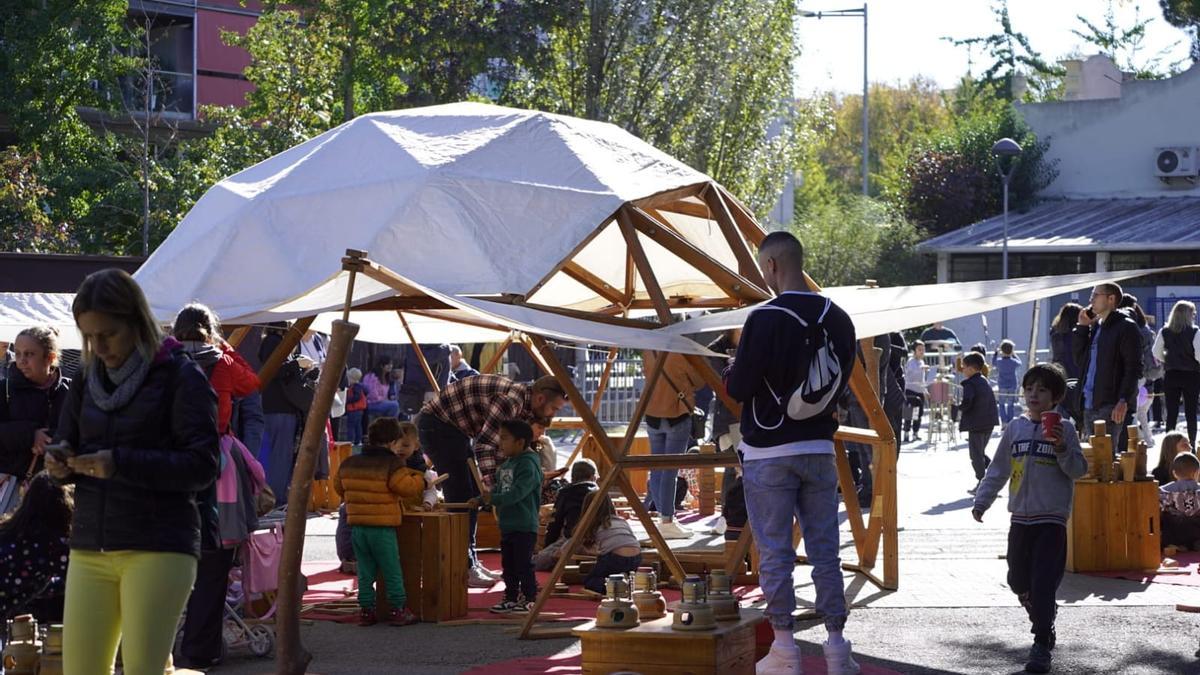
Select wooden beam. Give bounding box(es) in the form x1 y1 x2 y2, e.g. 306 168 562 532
624 250 636 304
349 296 455 312
523 207 620 302
629 183 708 210
621 297 744 311
652 200 711 220
481 336 513 375
715 185 769 248
628 206 770 302
562 261 626 306
515 301 651 329
681 353 741 421
618 453 741 469
257 316 315 392
519 341 672 639
405 309 509 334
616 206 671 324
834 439 869 562
225 326 250 349
704 187 768 290
517 334 553 379
564 347 619 469
397 311 441 394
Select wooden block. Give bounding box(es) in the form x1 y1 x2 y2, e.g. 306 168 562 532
390 510 470 622
476 508 501 550
698 443 716 517
1067 481 1161 572
574 610 761 674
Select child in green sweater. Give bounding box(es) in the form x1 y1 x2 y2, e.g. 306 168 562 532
470 419 543 613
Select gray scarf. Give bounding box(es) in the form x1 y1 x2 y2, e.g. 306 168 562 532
88 349 152 412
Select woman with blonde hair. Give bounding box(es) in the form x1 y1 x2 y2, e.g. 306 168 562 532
44 269 218 675
0 325 71 514
1153 300 1200 444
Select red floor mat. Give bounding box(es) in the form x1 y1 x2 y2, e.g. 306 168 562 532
1083 551 1200 587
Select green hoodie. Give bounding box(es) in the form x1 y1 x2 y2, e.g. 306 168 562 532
488 449 543 534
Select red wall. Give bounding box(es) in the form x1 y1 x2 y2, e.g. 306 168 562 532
195 7 258 109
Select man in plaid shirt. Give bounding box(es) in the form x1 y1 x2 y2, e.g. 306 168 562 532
418 374 567 586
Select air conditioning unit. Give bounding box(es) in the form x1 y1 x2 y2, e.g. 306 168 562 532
1155 146 1198 178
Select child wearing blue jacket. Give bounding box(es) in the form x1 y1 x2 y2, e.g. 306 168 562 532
973 363 1087 674
993 340 1023 425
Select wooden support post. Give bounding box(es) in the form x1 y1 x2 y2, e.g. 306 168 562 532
482 336 513 375
703 188 768 290
276 319 359 674
397 311 441 394
519 344 670 639
564 346 619 469
616 206 671 324
517 333 554 379
834 439 869 562
226 325 251 349
724 524 755 579
257 316 315 391
698 442 716 516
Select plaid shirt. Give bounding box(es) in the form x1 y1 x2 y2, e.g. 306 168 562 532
422 374 534 483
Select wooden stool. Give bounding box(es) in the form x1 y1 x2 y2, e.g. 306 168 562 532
376 511 469 622
573 609 763 674
1067 480 1160 572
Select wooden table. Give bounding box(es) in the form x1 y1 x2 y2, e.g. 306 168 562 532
377 510 469 622
573 609 762 674
1067 480 1161 572
582 430 651 496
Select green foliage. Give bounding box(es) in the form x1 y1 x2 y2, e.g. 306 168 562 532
1075 2 1185 78
792 196 929 287
1160 0 1200 60
896 82 1057 236
946 0 1065 101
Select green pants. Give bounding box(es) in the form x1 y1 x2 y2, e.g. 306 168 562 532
352 525 406 609
63 549 197 675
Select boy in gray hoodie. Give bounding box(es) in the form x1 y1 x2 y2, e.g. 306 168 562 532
973 363 1088 674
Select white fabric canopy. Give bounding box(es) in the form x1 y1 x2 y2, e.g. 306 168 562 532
664 267 1196 340
0 293 81 350
134 102 738 322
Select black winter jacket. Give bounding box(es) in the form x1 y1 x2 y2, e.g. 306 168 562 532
56 341 219 558
1072 309 1143 410
0 364 70 476
958 373 999 432
544 481 597 545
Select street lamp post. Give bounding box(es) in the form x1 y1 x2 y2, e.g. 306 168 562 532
992 137 1022 340
798 4 869 196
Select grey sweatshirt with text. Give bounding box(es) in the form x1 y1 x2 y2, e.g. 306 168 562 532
974 416 1088 526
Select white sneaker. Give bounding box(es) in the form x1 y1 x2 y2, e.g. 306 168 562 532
710 516 728 535
467 566 495 588
657 520 694 540
823 639 860 675
475 564 502 580
756 644 803 674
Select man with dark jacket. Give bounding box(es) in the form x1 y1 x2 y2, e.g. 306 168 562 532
724 232 860 674
1073 283 1143 453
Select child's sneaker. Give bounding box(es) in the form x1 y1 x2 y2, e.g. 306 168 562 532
1025 642 1052 673
358 607 377 626
509 600 531 614
490 600 519 614
756 644 802 674
822 639 860 675
388 607 418 626
468 566 495 588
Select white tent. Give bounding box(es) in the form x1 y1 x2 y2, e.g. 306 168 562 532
665 266 1198 340
0 293 81 350
134 102 763 325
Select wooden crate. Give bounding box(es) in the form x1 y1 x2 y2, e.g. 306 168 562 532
310 442 354 512
477 508 501 550
377 511 469 622
1067 480 1161 572
582 431 651 496
573 610 762 675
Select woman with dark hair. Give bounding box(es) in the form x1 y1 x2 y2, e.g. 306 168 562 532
44 268 218 675
0 472 72 621
1153 300 1200 445
0 325 71 514
1050 302 1082 381
362 355 400 418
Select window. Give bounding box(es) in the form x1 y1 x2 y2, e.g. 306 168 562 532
1110 251 1200 286
949 253 1096 282
121 11 195 118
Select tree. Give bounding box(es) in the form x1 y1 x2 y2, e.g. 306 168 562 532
1075 1 1185 79
1160 0 1200 60
946 0 1065 101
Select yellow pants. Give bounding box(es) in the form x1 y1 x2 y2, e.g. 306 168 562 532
63 549 197 675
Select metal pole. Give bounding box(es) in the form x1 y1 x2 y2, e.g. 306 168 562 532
861 4 869 196
1001 177 1010 339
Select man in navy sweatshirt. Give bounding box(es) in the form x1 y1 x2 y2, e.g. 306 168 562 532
725 231 859 675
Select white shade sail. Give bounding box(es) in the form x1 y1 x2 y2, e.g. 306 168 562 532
0 293 81 350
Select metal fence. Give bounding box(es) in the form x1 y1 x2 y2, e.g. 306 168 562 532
562 348 645 426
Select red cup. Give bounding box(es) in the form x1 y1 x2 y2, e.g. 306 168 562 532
1041 411 1062 437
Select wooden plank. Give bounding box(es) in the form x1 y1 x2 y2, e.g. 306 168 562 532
256 316 315 391
574 612 759 672
834 439 868 563
698 442 716 516
702 188 768 290
226 325 251 349
616 206 672 324
563 261 627 306
481 336 513 375
518 334 554 379
344 295 455 311
627 206 770 302
406 308 509 334
397 311 441 394
619 453 741 469
629 183 708 210
623 297 744 310
651 199 711 220
513 301 651 329
715 185 769 248
724 524 756 580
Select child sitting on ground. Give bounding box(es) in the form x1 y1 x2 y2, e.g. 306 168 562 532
1160 451 1200 550
0 473 72 622
471 420 543 614
344 368 368 445
535 459 599 571
334 418 426 627
577 491 642 594
993 340 1023 425
1153 432 1192 486
973 363 1087 675
960 352 999 494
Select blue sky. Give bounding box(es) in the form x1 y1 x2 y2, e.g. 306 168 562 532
794 0 1195 95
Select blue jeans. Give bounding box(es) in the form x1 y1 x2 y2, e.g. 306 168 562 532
645 417 691 519
742 453 847 632
999 387 1017 424
366 399 400 419
584 552 643 594
343 410 364 445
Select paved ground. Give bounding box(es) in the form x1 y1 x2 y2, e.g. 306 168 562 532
211 430 1200 674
